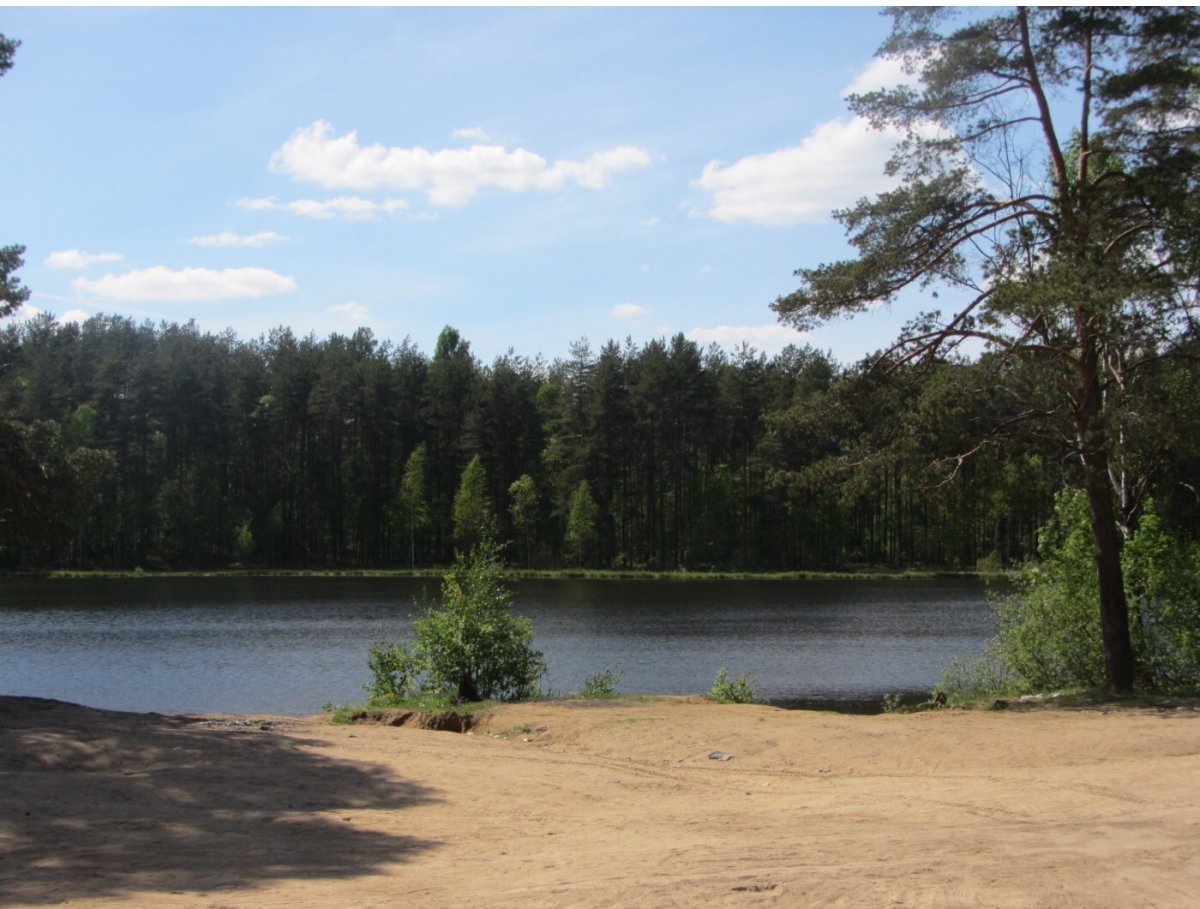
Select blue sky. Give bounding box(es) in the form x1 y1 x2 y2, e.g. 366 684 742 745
2 5 931 365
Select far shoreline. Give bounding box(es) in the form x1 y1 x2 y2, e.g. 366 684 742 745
3 566 1012 583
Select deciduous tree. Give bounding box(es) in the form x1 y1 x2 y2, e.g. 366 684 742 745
452 454 496 552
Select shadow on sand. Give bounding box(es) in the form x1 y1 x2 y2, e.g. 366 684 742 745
0 697 438 905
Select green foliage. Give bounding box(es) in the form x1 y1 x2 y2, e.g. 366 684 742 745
0 33 18 76
367 544 544 704
564 479 599 567
508 473 538 567
0 36 26 320
996 491 1108 690
709 668 756 704
773 5 1200 693
933 641 1018 704
366 640 418 703
63 404 97 453
452 454 496 552
991 491 1200 694
880 692 904 713
399 443 431 567
0 417 115 554
1122 501 1200 692
0 246 28 324
0 309 1190 576
233 519 255 564
580 668 622 699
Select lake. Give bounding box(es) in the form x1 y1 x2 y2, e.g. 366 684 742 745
0 576 998 715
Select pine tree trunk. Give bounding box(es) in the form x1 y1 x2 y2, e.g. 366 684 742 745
1082 455 1136 694
1075 338 1136 694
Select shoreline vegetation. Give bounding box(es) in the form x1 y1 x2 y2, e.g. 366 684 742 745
4 566 1012 582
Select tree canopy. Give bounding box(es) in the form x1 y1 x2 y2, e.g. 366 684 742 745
774 7 1200 692
0 34 28 319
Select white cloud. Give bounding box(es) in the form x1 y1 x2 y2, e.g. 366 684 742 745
452 126 491 142
239 196 407 220
268 120 653 206
58 308 91 324
7 303 43 322
4 302 88 326
611 303 647 321
189 231 293 248
696 116 904 226
328 301 368 322
73 266 297 302
843 55 920 97
687 323 809 355
45 249 125 269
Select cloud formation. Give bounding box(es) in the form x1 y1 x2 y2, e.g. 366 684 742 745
327 301 368 322
452 126 491 142
269 121 653 206
686 323 808 355
696 116 903 226
611 303 648 321
842 55 920 97
45 249 125 270
238 196 408 220
189 231 293 248
57 308 91 324
73 266 297 302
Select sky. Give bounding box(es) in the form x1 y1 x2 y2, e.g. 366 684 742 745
1 5 935 366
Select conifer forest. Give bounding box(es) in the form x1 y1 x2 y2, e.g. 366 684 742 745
1 315 1195 573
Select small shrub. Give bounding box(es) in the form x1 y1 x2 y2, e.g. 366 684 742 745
580 668 622 699
934 641 1018 704
366 543 545 706
975 549 1004 574
709 668 756 704
416 544 544 701
366 640 418 703
880 692 904 713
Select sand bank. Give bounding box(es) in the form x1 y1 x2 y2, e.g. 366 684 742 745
2 696 1198 907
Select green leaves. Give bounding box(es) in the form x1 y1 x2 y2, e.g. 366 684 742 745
417 544 544 702
0 244 30 320
452 454 497 552
776 5 1200 692
367 544 545 704
997 492 1200 693
564 480 599 568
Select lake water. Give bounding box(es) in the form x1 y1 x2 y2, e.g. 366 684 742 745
0 576 998 715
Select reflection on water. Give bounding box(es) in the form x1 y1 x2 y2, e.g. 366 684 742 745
0 576 998 715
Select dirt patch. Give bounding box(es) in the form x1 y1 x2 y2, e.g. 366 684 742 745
3 695 1199 908
346 708 478 733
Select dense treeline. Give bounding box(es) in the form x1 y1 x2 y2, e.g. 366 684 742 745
0 314 1193 572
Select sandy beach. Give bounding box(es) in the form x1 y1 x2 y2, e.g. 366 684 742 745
2 695 1198 908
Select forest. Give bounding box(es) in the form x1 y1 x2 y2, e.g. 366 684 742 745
3 7 1199 603
0 313 1195 574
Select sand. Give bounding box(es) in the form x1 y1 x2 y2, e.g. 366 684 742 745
2 695 1198 908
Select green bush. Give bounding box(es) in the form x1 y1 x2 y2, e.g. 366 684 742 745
366 543 545 705
366 641 417 703
580 668 622 699
978 491 1200 696
709 668 756 704
995 491 1107 690
933 641 1017 703
1122 500 1200 691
